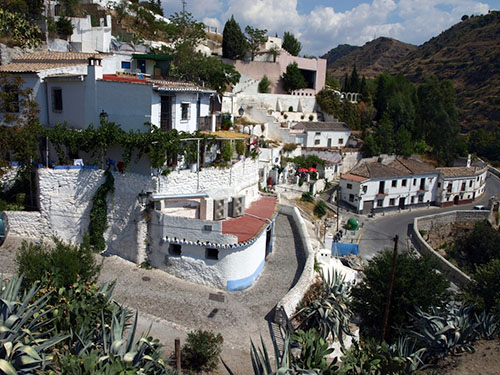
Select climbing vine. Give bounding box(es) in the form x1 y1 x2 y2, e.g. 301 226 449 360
44 120 216 170
88 169 114 252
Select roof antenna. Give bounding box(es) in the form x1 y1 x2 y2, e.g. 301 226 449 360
182 0 187 13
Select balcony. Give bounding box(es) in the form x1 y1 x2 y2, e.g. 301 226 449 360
376 188 389 197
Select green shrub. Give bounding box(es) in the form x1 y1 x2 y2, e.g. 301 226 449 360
221 141 233 162
313 200 327 218
56 16 74 37
301 192 314 202
181 330 223 373
16 236 101 289
235 139 246 156
258 75 270 93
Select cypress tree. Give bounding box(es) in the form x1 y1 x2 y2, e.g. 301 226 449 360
222 15 247 60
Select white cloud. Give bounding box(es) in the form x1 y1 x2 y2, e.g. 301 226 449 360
161 0 493 56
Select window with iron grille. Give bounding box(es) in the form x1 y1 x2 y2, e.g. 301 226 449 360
181 103 190 121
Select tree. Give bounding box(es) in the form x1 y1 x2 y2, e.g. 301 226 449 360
245 25 267 61
394 127 413 157
313 200 327 219
417 76 460 165
374 112 395 154
166 11 206 52
222 15 246 60
351 249 451 341
282 62 307 92
268 45 280 62
350 65 360 93
282 31 301 56
454 221 500 271
258 75 270 93
462 259 500 315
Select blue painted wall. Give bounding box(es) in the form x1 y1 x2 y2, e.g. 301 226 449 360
226 258 265 292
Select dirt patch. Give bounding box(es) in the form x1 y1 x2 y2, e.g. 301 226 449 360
434 339 500 375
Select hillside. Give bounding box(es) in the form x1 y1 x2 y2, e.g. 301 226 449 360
321 44 360 65
325 37 417 80
392 11 500 131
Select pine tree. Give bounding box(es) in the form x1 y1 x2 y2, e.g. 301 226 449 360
282 62 307 92
350 64 360 92
222 16 247 60
282 31 301 56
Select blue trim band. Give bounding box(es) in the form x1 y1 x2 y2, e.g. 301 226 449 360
226 258 265 292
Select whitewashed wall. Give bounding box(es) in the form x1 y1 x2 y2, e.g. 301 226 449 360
304 129 351 148
5 211 48 238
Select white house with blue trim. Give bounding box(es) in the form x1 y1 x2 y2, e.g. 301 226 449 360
147 193 277 291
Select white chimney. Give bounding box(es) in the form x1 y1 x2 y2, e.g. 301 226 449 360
87 56 103 81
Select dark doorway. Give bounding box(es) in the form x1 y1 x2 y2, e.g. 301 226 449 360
453 195 459 205
160 96 172 131
265 224 273 258
399 197 405 209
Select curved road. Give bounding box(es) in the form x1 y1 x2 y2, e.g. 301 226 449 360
358 172 500 259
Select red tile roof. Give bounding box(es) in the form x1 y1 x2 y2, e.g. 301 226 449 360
102 74 149 84
222 196 278 243
341 173 368 182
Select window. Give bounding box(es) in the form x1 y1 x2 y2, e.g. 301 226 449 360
362 185 367 193
205 247 219 260
314 139 320 145
346 183 353 189
181 103 190 121
349 194 354 202
377 199 384 207
447 183 452 193
2 85 19 113
461 182 466 191
168 244 182 256
389 198 395 206
469 180 473 187
315 132 321 136
438 182 441 188
392 180 397 187
338 138 344 144
121 61 131 69
418 195 424 203
413 179 417 186
411 196 415 203
52 88 63 112
402 179 407 187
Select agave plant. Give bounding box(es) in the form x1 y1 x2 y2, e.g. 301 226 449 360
223 334 321 375
66 309 170 374
0 276 68 374
291 329 338 375
406 303 479 361
295 270 352 345
389 336 426 373
474 310 498 339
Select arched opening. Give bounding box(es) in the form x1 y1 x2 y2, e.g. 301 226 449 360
453 195 459 205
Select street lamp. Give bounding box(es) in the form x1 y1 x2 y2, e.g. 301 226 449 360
99 110 108 122
137 190 152 206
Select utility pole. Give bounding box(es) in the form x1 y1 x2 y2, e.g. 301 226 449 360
382 235 398 342
336 186 340 231
182 0 187 13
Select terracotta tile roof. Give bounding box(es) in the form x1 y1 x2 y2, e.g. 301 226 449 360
341 173 368 182
201 130 252 139
292 121 351 132
102 74 149 84
437 166 487 178
222 195 278 243
0 52 109 73
349 157 435 180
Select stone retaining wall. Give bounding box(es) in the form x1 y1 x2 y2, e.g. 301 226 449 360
412 210 489 286
5 211 47 239
488 165 500 180
275 205 315 323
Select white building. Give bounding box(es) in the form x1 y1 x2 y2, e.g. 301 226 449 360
340 156 438 214
0 53 215 133
291 121 351 149
435 164 487 207
148 193 278 291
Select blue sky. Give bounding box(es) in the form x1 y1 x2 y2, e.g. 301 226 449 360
161 0 500 56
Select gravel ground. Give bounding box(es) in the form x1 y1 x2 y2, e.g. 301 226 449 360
98 213 305 373
0 213 307 374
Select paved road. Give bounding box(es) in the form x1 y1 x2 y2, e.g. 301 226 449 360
357 172 500 259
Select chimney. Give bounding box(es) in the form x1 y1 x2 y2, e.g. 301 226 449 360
87 56 103 81
467 154 471 167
